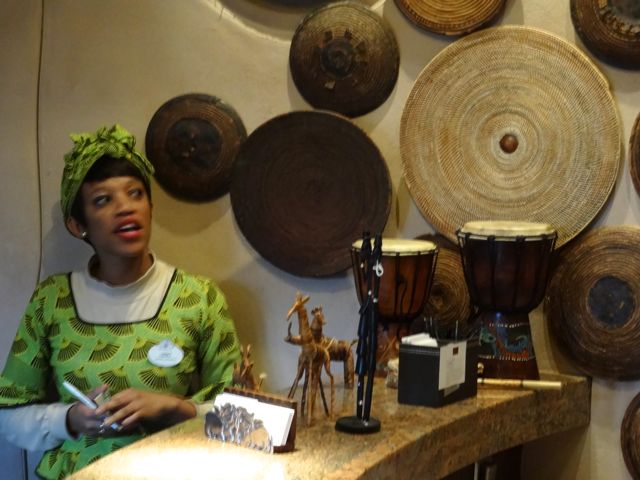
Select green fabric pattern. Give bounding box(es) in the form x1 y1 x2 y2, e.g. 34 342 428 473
0 270 240 479
60 124 155 222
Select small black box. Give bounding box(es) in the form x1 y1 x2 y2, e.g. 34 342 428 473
398 339 478 408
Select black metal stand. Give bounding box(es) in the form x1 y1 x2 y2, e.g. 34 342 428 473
336 233 382 435
335 414 381 434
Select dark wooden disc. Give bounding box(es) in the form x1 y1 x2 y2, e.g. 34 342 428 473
145 93 246 202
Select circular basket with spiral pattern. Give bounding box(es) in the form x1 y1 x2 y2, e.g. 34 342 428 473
545 226 640 380
400 26 621 248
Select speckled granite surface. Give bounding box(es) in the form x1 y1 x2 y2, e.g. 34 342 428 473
69 372 590 480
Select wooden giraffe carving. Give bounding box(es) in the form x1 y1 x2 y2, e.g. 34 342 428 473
287 306 356 389
285 291 334 425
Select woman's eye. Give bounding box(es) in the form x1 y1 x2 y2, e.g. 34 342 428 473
92 195 109 206
129 188 143 198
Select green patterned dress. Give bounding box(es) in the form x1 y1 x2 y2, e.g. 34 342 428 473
0 269 240 479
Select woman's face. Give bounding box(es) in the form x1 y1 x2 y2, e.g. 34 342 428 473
78 176 152 261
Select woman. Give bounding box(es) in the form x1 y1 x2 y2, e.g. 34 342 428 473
0 124 241 478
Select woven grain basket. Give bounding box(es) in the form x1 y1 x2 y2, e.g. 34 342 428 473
394 0 505 36
622 391 640 479
400 26 621 248
418 234 471 333
571 0 640 69
545 226 640 380
629 112 640 197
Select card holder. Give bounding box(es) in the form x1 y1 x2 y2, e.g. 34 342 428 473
398 339 478 408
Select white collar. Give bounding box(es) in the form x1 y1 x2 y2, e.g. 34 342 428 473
70 253 176 324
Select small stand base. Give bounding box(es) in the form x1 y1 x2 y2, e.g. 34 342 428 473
335 416 381 434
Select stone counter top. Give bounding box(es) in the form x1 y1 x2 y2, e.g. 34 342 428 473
69 372 590 480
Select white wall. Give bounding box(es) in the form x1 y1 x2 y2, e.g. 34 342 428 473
0 1 43 478
1 0 639 478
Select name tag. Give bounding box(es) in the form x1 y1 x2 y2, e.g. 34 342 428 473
148 339 184 367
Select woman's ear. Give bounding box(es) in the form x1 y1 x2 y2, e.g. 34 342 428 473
66 217 87 240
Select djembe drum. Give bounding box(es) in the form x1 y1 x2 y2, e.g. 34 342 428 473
351 238 439 366
336 237 438 434
457 221 556 379
352 238 439 321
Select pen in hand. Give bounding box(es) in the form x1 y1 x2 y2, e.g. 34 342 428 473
62 381 123 431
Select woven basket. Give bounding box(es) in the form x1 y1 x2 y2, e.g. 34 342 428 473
289 1 399 117
545 226 640 380
145 94 246 202
629 112 640 197
571 0 640 69
417 234 471 334
622 392 640 479
230 110 391 277
400 26 621 248
394 0 505 36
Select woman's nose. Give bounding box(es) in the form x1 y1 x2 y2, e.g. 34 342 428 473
113 192 135 214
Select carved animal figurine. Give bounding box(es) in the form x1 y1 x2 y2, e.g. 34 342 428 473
232 344 264 391
285 292 335 425
287 306 356 389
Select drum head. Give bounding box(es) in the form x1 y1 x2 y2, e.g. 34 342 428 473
351 238 437 255
289 2 400 117
622 392 640 479
401 26 621 248
230 111 391 277
394 0 506 36
571 0 640 69
458 220 555 238
545 226 640 379
145 93 246 202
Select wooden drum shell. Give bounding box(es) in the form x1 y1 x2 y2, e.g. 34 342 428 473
351 240 438 323
457 234 556 313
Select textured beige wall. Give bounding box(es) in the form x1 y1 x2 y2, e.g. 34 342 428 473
0 1 43 477
2 0 640 478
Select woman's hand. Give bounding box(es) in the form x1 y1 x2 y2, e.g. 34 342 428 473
95 389 197 432
66 384 113 437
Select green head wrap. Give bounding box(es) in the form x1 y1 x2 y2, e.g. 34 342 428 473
60 124 155 222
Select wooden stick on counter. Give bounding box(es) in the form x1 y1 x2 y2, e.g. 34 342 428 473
477 378 563 390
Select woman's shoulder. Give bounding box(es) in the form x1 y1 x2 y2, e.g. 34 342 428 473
32 273 70 294
172 269 218 289
170 269 227 305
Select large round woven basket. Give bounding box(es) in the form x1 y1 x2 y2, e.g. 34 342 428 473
400 26 621 248
230 110 391 277
394 0 505 36
545 226 640 380
289 1 399 117
571 0 640 69
629 112 640 197
622 391 640 479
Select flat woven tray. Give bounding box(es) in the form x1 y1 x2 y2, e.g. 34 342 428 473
629 112 640 197
394 0 505 36
571 0 640 69
289 1 399 117
418 234 471 334
545 226 640 379
400 26 621 248
622 391 640 479
230 110 391 277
